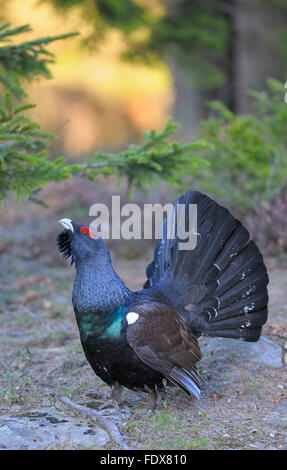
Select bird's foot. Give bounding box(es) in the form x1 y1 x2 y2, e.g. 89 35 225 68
99 383 123 411
85 390 109 400
147 389 161 413
98 398 120 411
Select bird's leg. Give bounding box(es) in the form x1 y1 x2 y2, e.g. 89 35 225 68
98 384 123 410
147 389 161 413
111 383 123 406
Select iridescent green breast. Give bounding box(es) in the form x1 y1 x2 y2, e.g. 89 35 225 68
75 305 129 343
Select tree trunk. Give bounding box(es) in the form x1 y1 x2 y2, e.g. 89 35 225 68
233 0 286 113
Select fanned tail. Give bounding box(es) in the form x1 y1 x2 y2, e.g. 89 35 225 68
144 191 269 342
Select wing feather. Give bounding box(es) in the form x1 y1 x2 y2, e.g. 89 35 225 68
126 301 201 398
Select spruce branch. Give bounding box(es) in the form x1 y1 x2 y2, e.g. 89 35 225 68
0 22 79 98
71 118 210 193
0 92 209 205
0 22 209 207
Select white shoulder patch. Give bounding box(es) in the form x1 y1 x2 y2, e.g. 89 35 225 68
126 311 139 325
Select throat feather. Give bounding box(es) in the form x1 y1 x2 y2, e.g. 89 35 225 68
71 249 132 341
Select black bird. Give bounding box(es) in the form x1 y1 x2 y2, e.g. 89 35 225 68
57 191 269 410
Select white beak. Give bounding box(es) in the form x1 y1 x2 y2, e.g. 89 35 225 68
58 218 74 232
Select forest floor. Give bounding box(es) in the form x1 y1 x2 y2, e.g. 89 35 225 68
0 183 286 450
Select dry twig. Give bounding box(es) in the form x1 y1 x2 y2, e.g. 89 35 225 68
59 396 131 450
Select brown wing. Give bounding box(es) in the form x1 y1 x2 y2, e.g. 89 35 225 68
126 301 202 398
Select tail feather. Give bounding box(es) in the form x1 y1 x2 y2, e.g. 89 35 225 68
169 367 201 399
215 246 264 297
144 191 269 342
218 270 268 307
204 326 263 341
205 308 268 331
189 213 238 283
207 291 268 323
212 224 250 272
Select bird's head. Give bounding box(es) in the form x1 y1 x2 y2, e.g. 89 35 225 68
57 218 104 265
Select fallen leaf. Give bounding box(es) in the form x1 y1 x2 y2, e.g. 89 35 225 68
43 300 52 309
265 323 287 338
269 393 287 404
16 290 41 305
0 242 7 254
16 275 51 289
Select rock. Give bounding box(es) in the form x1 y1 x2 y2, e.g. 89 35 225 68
201 336 283 368
0 407 109 450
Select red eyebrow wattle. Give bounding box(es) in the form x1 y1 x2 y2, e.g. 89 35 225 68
80 226 92 238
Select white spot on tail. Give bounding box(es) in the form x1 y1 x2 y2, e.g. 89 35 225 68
243 303 255 314
126 311 139 325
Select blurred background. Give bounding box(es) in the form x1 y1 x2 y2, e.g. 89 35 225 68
3 0 287 153
1 0 287 256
